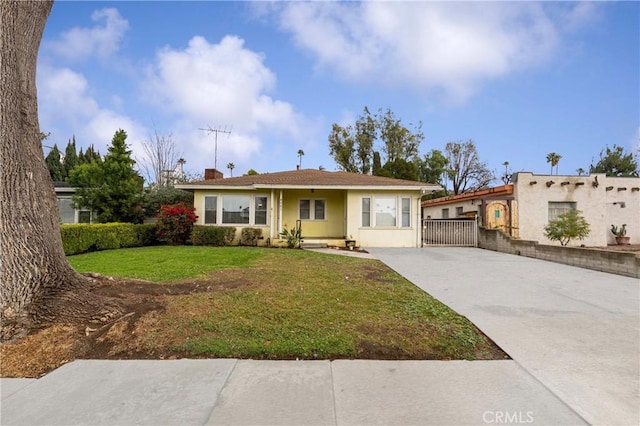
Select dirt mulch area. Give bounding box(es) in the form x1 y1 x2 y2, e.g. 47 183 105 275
0 274 245 378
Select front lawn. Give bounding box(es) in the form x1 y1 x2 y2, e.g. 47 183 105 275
1 247 506 377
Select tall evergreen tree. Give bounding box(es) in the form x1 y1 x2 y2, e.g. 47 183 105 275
589 145 639 177
69 129 144 223
62 136 79 179
44 144 64 182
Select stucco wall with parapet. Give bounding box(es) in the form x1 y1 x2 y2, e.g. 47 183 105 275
514 172 639 247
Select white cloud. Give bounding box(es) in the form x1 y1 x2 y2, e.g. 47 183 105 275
142 35 310 172
269 2 596 103
45 8 129 60
37 65 145 155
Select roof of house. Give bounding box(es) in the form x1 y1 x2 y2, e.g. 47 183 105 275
176 169 441 192
422 184 514 207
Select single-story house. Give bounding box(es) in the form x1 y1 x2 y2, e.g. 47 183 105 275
54 182 92 224
422 172 640 247
176 168 441 248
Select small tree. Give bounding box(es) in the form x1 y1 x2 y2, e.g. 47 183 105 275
156 203 198 245
543 209 590 246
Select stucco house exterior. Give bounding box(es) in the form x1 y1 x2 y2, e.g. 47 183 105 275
176 168 441 248
422 172 640 247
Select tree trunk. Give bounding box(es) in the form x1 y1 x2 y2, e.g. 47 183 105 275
0 1 119 340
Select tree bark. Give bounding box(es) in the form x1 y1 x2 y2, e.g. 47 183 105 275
0 1 117 340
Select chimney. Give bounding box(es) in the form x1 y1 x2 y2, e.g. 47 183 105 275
204 168 224 180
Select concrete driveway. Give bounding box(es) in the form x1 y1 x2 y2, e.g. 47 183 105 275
368 247 640 426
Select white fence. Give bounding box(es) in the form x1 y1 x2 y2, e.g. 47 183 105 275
422 219 478 247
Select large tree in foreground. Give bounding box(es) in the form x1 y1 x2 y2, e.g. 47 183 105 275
0 1 121 340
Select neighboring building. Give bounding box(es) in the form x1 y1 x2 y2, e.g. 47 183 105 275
54 182 92 224
176 169 441 248
422 172 640 247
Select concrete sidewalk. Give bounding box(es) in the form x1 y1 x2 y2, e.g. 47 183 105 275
368 247 640 426
1 359 583 425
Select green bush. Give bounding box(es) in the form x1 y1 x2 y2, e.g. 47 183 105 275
134 224 159 246
61 223 158 255
240 228 263 246
192 226 236 246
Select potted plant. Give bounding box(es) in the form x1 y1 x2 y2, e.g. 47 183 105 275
610 224 630 245
345 235 357 250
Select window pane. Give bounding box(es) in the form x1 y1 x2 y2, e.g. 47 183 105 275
375 197 396 227
58 198 75 223
204 196 217 224
362 198 371 227
223 195 250 224
442 208 449 219
299 200 310 220
78 211 91 224
255 196 267 225
401 198 410 227
548 202 576 221
314 200 325 220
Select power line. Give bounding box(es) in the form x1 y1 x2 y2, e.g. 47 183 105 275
199 125 232 171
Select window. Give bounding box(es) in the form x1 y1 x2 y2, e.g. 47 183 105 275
57 198 76 224
456 206 464 217
78 211 92 224
299 199 325 220
205 195 268 225
204 196 217 224
401 198 411 227
223 195 251 224
442 208 449 219
548 202 576 221
255 196 267 225
362 198 371 227
376 197 397 227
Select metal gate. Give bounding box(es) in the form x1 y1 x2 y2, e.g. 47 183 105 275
422 218 478 247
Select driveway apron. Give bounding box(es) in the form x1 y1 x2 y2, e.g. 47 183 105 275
368 247 640 426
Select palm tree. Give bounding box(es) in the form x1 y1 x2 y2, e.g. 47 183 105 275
546 152 562 175
297 149 304 169
227 162 235 177
576 167 585 176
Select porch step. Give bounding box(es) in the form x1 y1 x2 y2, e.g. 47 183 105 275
300 242 328 249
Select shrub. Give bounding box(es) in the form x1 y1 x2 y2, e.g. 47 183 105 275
543 209 590 246
240 228 262 246
156 203 198 245
134 224 159 246
192 226 237 246
280 224 302 248
142 186 194 218
61 223 155 255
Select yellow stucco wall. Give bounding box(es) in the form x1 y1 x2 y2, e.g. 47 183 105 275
346 190 421 247
280 189 346 238
192 188 423 247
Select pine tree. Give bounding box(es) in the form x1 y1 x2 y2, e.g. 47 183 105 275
62 136 79 180
69 130 144 223
44 144 64 182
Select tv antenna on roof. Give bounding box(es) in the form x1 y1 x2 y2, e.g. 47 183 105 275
199 125 232 171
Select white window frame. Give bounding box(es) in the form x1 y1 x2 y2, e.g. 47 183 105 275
203 194 269 226
361 196 412 229
548 201 576 221
299 198 326 221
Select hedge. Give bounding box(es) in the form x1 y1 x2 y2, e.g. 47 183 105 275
61 223 158 255
191 226 236 246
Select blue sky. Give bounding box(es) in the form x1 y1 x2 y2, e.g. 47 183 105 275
38 1 639 184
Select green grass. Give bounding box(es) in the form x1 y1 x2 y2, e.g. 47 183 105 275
68 246 263 282
69 247 504 360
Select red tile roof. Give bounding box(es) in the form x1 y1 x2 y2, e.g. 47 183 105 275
176 169 441 191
